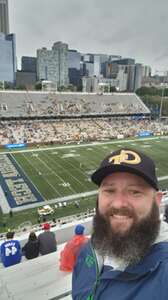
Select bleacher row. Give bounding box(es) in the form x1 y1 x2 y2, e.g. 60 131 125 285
0 216 93 300
0 91 150 118
0 243 72 300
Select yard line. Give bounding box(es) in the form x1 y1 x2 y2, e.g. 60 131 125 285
43 150 91 184
22 153 63 197
35 153 77 194
42 151 87 191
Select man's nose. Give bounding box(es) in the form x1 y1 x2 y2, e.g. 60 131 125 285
110 191 128 208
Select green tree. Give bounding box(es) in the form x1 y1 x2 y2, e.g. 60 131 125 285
35 82 42 90
110 86 117 93
136 86 159 96
16 85 26 90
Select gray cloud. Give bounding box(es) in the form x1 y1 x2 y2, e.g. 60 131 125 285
9 0 168 72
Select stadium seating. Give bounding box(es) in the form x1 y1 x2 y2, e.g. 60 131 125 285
0 242 72 300
0 91 150 117
0 215 93 247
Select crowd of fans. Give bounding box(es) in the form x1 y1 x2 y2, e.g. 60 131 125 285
1 118 168 146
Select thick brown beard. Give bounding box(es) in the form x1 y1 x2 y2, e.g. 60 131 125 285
91 200 160 266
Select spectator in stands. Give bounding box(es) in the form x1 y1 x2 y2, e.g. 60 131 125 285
22 231 39 260
59 224 89 272
0 231 22 268
38 223 57 255
72 148 168 300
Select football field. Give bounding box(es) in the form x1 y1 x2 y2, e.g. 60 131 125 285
10 136 168 202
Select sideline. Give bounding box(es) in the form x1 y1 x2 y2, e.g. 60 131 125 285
0 136 161 155
9 175 168 213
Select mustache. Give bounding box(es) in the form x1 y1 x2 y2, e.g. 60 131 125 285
105 207 136 218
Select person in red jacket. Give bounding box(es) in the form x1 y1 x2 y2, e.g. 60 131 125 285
59 224 89 272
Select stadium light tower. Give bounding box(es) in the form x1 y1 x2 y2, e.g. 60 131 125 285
159 82 165 120
155 70 166 120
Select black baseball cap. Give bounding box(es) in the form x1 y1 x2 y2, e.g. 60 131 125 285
91 148 159 190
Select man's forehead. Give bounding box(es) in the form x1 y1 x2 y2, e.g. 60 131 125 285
100 172 149 186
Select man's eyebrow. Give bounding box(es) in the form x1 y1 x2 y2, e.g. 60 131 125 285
101 183 116 187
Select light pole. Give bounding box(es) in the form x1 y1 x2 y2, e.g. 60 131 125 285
159 78 165 120
155 70 166 120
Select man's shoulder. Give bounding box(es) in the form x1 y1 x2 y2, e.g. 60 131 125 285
37 233 44 243
38 232 44 238
46 231 55 238
152 241 168 254
76 240 92 261
132 241 168 275
1 239 20 246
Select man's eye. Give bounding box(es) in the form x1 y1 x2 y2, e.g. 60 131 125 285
104 189 115 194
130 190 141 195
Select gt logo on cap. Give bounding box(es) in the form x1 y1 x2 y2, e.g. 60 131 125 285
109 150 141 165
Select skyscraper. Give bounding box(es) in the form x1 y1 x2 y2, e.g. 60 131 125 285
21 56 37 73
37 41 69 88
0 0 9 35
68 49 81 87
0 33 16 83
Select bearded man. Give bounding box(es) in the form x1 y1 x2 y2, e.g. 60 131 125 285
72 148 168 300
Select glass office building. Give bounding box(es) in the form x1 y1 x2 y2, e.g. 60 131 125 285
0 33 16 83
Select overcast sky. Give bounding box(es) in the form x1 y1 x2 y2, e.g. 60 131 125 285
9 0 168 73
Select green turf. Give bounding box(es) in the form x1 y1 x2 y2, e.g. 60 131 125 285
1 136 168 233
11 136 168 200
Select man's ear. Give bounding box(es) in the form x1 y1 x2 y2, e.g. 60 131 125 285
155 191 163 205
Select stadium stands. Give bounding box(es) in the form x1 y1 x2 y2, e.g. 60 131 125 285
0 214 94 299
1 91 168 147
0 91 150 118
0 242 72 300
1 118 168 146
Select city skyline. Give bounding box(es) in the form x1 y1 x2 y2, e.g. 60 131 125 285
9 0 168 73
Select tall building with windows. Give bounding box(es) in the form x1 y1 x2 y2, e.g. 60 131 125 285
0 0 9 35
0 33 16 84
37 41 69 88
125 64 142 92
68 49 81 87
21 56 37 73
